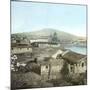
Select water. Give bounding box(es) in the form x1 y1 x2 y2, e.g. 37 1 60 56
64 46 87 55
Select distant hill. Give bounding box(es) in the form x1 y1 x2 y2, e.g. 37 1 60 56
11 28 85 43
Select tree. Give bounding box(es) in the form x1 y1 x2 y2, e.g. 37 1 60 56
51 32 58 43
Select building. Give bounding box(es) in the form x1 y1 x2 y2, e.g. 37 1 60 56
36 57 64 80
11 37 32 54
62 50 87 75
32 50 87 81
30 39 60 48
23 56 64 81
11 43 32 54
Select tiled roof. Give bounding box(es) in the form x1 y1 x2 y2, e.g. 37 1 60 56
62 50 86 63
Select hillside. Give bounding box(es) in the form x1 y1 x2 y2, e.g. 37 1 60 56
11 28 85 43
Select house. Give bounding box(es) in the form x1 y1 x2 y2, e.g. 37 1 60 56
34 50 87 81
11 37 32 54
38 57 65 80
11 43 32 54
61 50 87 75
30 39 60 48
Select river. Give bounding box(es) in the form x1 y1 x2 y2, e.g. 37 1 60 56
64 46 87 55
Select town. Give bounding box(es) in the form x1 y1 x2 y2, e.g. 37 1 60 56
11 32 87 89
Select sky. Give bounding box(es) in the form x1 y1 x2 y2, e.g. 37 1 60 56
11 1 86 37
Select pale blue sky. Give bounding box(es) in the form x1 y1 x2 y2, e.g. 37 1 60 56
11 1 86 36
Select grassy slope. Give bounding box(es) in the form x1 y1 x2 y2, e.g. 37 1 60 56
11 28 79 41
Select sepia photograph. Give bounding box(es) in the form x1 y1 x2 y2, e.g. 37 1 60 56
11 0 87 89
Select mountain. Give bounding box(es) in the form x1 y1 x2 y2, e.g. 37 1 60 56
11 28 85 43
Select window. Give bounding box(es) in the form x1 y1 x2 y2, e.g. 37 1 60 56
71 67 73 71
70 66 74 72
82 62 84 67
46 65 48 69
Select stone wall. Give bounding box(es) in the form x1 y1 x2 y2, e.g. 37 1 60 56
68 61 86 74
40 59 64 80
41 65 50 80
12 47 32 54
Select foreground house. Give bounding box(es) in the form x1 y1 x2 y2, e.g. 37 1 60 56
30 50 87 81
40 57 64 80
62 50 87 75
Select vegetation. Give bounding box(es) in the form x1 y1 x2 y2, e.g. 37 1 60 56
11 28 81 43
49 32 59 43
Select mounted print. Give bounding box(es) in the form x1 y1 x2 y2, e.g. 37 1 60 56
11 0 87 89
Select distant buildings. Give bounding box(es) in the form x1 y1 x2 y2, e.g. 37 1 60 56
30 39 60 48
11 43 32 54
11 38 32 54
73 39 87 47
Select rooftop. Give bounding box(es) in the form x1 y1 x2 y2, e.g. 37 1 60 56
11 43 32 48
62 50 86 63
39 57 62 66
